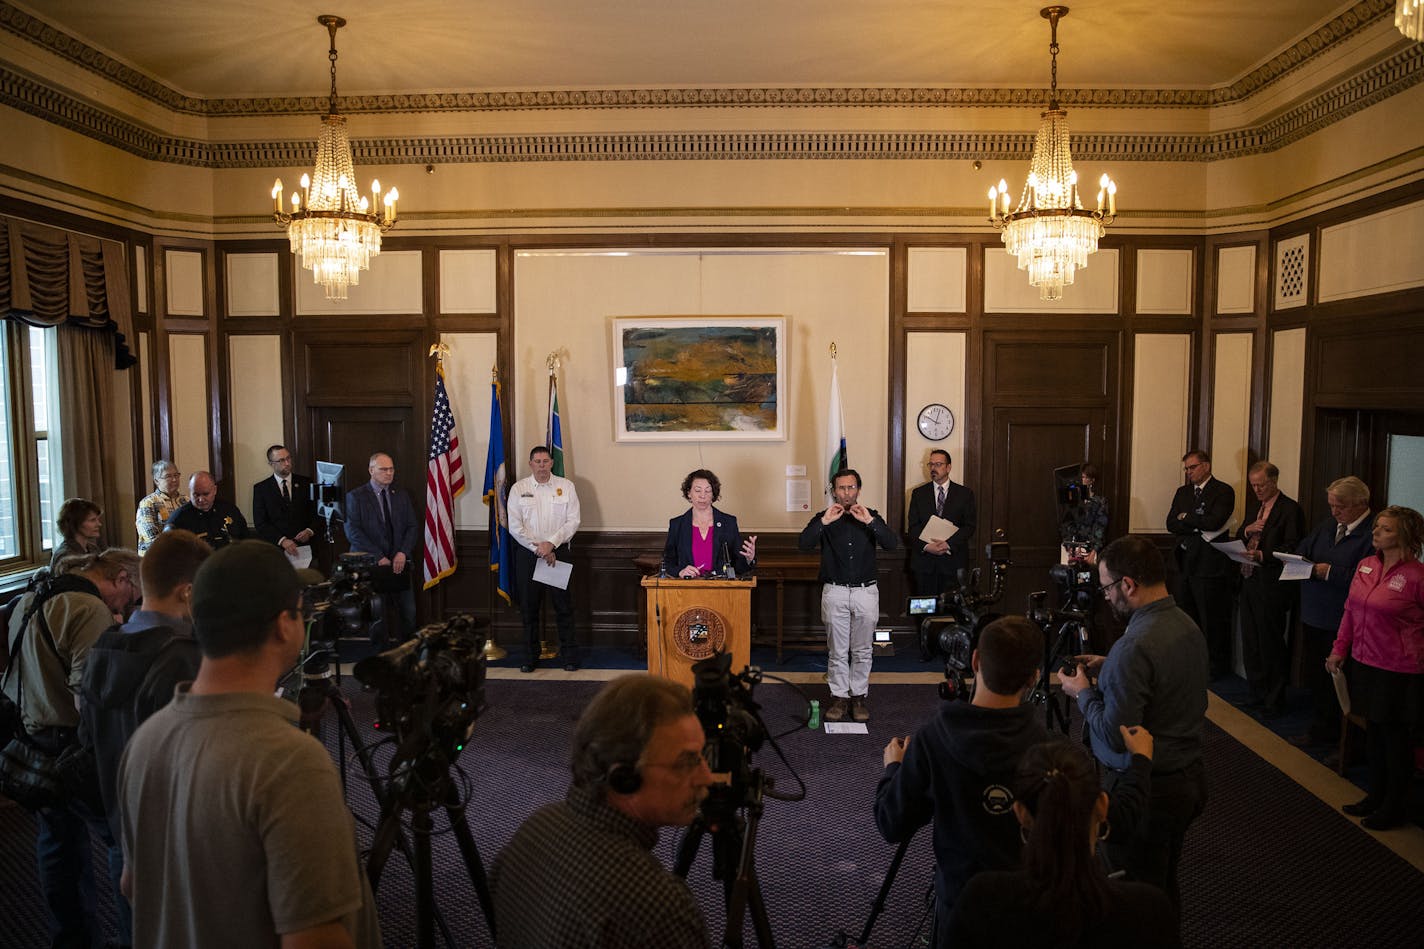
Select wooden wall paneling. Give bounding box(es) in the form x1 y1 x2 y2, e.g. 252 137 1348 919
887 241 908 534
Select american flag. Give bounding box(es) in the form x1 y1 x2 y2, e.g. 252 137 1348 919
422 363 466 588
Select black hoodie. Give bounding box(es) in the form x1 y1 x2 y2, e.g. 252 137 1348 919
78 618 200 838
874 700 1048 908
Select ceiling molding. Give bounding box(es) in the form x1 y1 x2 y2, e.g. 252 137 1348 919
0 0 1396 117
2 45 1419 169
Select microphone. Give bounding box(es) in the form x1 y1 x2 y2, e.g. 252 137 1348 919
721 541 735 579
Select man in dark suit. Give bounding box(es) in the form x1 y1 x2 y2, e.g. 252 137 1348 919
343 451 418 640
1234 461 1306 716
1166 449 1236 678
906 449 977 597
1291 475 1374 745
251 444 321 560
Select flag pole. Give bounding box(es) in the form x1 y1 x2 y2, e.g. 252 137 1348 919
482 362 508 660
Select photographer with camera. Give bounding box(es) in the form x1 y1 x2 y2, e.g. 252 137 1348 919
492 674 713 949
1 547 140 948
116 541 381 949
874 616 1048 946
1058 535 1207 918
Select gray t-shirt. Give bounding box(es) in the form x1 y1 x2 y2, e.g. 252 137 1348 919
118 685 382 949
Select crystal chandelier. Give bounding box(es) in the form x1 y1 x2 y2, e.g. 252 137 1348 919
271 15 397 300
1399 0 1424 41
989 7 1116 302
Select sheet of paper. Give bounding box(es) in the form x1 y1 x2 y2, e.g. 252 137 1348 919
786 478 812 512
1272 551 1313 581
533 557 573 590
822 722 870 735
918 515 959 544
1330 666 1350 715
1201 525 1231 542
1209 538 1256 565
285 545 313 570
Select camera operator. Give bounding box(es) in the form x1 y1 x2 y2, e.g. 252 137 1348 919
874 616 1048 946
1057 535 1207 917
116 541 381 949
491 674 714 949
1 548 141 948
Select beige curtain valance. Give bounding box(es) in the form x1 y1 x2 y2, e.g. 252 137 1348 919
0 216 136 369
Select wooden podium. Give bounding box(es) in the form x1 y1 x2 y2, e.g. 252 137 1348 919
640 576 756 689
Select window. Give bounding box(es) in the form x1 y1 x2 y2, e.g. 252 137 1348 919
0 323 62 573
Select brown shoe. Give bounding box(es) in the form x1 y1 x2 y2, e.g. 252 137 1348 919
824 697 849 722
851 696 870 723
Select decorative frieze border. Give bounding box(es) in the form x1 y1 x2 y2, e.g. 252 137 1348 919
0 0 1396 117
1 45 1419 169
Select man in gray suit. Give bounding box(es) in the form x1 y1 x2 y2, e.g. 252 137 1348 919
343 452 418 641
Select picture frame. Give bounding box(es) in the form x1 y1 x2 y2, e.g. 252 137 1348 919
612 316 786 441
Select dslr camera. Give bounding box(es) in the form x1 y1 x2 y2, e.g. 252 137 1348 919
909 538 1012 700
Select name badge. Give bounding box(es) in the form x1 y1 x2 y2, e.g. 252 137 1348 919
1358 565 1372 575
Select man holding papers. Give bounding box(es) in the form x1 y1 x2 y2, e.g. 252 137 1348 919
907 450 977 598
507 445 582 672
1233 461 1305 717
1166 449 1236 679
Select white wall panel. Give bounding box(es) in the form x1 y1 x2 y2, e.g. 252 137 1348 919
439 249 498 313
138 331 153 471
1135 249 1193 314
295 250 423 315
984 248 1118 314
227 335 284 521
905 332 967 505
907 247 967 312
226 253 281 316
514 248 889 531
1129 334 1191 532
1216 245 1256 314
1318 199 1424 302
438 332 499 529
165 250 204 316
1268 328 1307 500
1212 333 1254 528
167 334 210 477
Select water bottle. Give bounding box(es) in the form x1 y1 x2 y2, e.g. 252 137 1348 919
808 699 821 730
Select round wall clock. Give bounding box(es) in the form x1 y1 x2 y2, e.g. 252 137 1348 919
917 403 955 441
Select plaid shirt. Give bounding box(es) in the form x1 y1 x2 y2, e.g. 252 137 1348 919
135 490 186 553
491 784 710 949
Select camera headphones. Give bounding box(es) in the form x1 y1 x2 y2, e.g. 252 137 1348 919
605 762 642 795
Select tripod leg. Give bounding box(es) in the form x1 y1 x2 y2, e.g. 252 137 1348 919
328 684 388 809
446 797 498 943
856 834 912 946
366 802 406 891
673 819 708 878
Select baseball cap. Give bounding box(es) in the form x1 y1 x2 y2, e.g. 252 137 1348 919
191 540 305 640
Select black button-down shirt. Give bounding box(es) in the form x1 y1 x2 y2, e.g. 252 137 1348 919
799 508 899 585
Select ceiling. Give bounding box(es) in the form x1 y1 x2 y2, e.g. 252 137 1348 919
14 0 1361 100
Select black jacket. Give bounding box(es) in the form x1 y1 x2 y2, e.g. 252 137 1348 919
1236 492 1306 585
661 507 752 576
252 474 321 547
907 479 977 574
874 701 1048 908
78 621 200 838
1166 477 1236 578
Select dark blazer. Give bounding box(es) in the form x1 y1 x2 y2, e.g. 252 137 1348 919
1166 477 1236 578
661 507 752 576
907 479 977 574
1296 512 1375 629
343 482 418 560
1235 492 1306 584
252 474 321 546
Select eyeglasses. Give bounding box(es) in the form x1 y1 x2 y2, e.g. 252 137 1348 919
1100 577 1126 594
1183 462 1204 472
642 750 710 776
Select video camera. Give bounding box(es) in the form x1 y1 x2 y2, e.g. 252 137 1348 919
691 652 766 800
354 614 489 774
300 553 380 662
910 536 1012 700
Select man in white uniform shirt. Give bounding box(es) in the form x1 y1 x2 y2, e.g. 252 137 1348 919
506 445 582 672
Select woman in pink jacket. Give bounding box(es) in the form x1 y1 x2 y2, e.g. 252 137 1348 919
1327 505 1424 830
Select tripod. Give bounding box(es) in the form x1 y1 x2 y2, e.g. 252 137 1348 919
822 828 934 949
295 655 385 801
1029 615 1088 735
366 750 496 949
674 768 776 949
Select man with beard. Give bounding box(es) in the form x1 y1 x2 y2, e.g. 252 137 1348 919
1059 535 1208 918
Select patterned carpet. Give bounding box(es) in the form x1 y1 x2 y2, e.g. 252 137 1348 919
1 674 1422 948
